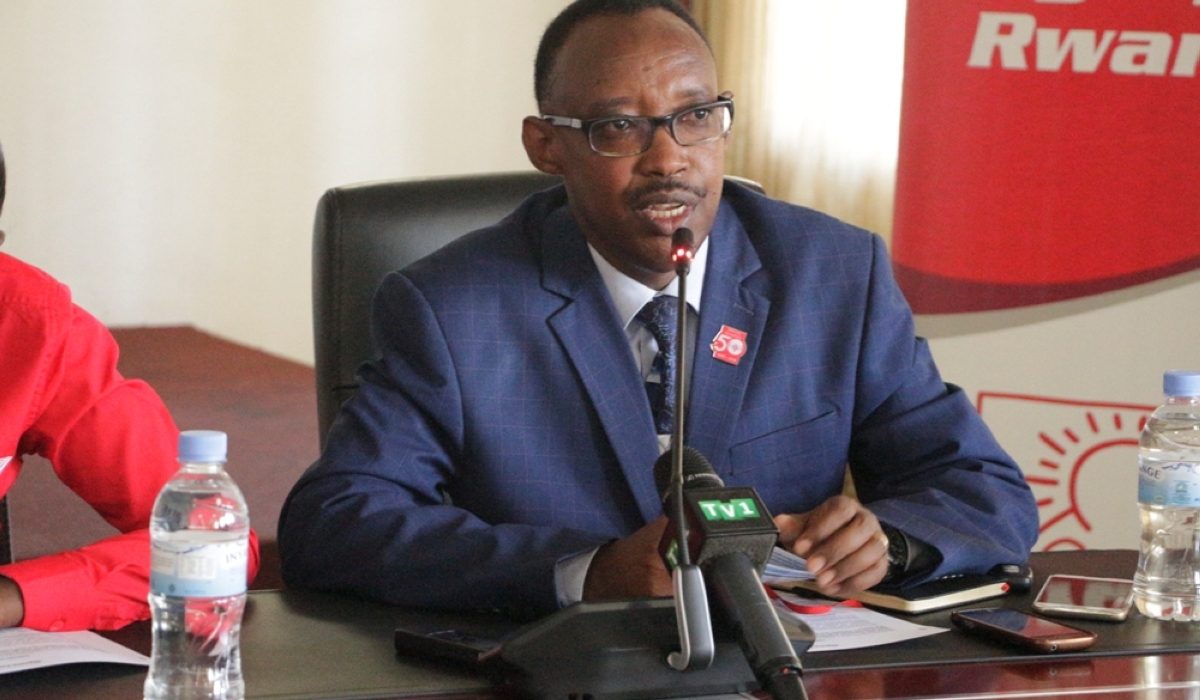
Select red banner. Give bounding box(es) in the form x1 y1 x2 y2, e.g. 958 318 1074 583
893 0 1200 313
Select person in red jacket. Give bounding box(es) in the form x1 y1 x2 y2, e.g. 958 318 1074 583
0 141 259 631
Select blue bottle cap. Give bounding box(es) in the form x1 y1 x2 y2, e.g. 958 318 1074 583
178 430 228 462
1163 370 1200 397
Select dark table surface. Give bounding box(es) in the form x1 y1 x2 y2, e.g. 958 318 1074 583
3 549 1199 700
805 549 1200 671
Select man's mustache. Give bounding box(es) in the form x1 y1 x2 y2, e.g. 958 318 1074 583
625 179 707 205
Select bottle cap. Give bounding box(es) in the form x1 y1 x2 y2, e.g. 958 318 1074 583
1163 370 1200 397
178 430 228 462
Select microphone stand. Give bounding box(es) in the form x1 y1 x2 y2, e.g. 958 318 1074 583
665 228 714 671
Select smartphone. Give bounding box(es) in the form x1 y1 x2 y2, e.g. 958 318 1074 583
950 607 1097 653
393 627 503 666
1032 574 1135 621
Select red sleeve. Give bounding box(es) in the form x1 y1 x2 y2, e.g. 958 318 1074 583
1 530 260 632
0 304 259 631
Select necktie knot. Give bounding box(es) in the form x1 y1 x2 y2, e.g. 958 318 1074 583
636 295 679 434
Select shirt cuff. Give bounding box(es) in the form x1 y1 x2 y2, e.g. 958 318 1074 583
0 554 144 632
554 546 600 607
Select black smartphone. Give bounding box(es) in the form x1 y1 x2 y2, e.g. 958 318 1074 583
393 627 503 666
1032 574 1135 621
950 607 1097 653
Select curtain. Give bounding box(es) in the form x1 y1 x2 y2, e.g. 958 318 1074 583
690 0 777 202
692 0 904 243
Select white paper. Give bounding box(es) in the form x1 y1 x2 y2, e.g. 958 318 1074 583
772 590 947 652
0 628 149 675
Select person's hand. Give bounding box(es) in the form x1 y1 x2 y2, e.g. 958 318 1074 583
774 495 889 595
0 576 24 628
582 516 673 601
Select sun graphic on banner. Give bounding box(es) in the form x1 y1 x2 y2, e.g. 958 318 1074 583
1026 409 1146 550
977 393 1155 552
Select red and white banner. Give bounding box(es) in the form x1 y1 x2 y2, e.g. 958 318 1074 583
894 0 1200 313
893 0 1200 551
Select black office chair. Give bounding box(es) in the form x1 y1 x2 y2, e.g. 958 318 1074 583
311 172 765 448
312 171 562 447
1 496 12 565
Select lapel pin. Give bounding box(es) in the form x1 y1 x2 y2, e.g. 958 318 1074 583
711 326 748 365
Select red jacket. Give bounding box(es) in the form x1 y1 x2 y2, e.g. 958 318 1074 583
0 253 259 631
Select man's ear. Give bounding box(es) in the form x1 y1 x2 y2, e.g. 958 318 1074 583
522 116 564 175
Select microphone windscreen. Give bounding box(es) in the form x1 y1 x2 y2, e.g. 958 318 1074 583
671 228 695 271
654 446 724 498
672 227 694 251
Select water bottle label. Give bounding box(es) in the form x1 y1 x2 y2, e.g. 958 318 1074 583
150 539 248 597
1138 461 1200 506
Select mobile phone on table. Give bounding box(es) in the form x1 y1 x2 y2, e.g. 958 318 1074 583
393 627 502 666
1032 574 1135 621
950 607 1097 653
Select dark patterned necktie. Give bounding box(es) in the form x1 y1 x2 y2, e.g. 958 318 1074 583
636 295 678 434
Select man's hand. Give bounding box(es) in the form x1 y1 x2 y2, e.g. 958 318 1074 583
774 495 889 595
582 516 673 601
0 576 24 628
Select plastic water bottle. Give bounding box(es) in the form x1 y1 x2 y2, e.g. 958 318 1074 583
1135 370 1200 621
145 430 250 700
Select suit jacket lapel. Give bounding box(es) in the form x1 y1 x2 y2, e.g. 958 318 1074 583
540 208 663 522
687 203 770 476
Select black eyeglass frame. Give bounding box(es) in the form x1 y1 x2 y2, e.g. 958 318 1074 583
540 96 735 157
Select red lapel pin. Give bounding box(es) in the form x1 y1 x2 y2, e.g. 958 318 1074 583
711 326 748 365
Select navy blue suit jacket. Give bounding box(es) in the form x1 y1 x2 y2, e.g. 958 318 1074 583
279 183 1038 616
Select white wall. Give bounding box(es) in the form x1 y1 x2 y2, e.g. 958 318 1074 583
0 0 569 364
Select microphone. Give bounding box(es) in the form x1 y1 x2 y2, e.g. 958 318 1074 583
655 449 810 700
657 227 714 671
668 227 694 462
659 227 808 700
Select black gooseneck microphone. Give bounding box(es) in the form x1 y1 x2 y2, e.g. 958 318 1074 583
657 227 809 700
668 227 695 512
659 228 715 671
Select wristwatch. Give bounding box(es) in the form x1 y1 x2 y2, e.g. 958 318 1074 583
881 524 909 583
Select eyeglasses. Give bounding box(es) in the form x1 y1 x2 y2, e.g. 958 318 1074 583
541 97 734 157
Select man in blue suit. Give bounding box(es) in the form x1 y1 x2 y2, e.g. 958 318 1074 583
279 0 1038 617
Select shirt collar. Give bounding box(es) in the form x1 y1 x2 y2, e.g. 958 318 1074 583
589 234 709 330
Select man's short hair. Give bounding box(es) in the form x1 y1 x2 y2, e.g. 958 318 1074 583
534 0 710 110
